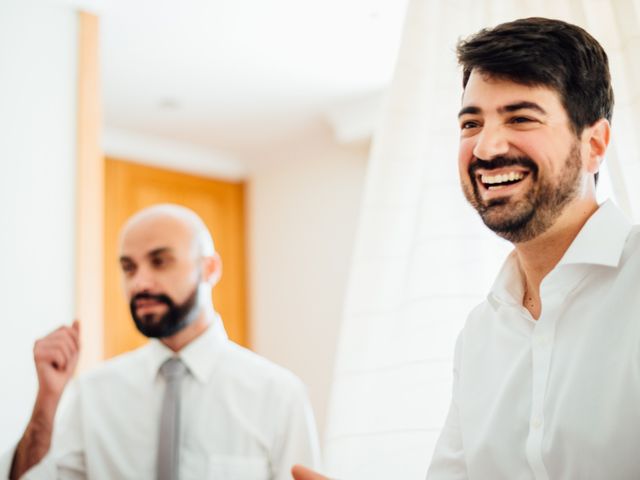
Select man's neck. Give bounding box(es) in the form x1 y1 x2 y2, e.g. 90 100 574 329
515 198 598 318
160 308 215 352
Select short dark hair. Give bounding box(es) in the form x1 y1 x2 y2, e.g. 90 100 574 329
456 17 614 136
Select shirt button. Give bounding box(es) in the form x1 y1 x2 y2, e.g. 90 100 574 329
531 418 543 429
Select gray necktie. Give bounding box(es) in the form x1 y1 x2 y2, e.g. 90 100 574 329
157 357 188 480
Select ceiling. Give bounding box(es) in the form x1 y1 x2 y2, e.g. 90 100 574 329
98 0 409 161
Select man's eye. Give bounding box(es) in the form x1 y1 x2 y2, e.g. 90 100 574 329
461 120 479 130
151 257 165 268
121 263 135 275
510 116 533 124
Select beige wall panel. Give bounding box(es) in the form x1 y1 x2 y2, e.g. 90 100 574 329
76 11 104 371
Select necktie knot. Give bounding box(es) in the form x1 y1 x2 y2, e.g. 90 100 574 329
160 357 187 381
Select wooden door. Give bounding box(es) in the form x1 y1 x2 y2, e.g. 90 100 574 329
104 158 247 358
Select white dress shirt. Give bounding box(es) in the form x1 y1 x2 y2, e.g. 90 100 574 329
427 201 640 479
2 318 320 479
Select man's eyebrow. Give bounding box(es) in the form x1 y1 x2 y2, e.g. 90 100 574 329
119 248 173 263
499 101 547 115
458 102 548 118
148 247 172 257
458 106 481 118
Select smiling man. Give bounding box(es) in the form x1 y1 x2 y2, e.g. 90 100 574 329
5 204 320 479
427 17 640 479
293 17 640 480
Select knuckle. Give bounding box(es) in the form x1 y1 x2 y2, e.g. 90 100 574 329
34 340 44 354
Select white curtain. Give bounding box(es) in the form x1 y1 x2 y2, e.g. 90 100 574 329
323 1 640 479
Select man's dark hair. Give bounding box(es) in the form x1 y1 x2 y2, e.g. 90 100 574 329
456 17 614 136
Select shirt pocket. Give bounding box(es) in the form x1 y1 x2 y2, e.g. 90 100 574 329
207 455 271 480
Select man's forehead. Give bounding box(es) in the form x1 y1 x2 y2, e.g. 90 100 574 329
119 214 194 257
460 71 562 112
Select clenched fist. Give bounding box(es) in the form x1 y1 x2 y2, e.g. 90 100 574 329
34 320 80 400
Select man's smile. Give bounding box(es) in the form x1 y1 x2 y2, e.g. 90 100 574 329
474 167 532 201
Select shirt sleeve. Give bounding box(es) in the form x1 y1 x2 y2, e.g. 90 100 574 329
271 378 322 480
425 333 468 480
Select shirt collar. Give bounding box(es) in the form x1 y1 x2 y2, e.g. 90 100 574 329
488 200 632 308
146 314 229 384
557 199 631 267
488 250 524 309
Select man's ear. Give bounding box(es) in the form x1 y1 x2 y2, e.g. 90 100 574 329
202 252 222 287
584 118 611 175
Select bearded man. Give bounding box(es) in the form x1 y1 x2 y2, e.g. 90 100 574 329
4 204 320 479
292 16 640 480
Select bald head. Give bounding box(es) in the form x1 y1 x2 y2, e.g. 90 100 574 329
120 204 215 257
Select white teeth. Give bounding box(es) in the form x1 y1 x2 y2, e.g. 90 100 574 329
481 171 525 185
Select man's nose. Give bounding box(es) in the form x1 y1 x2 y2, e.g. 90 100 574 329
130 266 156 294
472 124 509 161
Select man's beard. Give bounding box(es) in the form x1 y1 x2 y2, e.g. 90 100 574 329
462 142 582 243
130 286 200 338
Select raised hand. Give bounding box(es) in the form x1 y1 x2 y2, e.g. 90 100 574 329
33 320 81 400
10 321 81 480
292 465 332 480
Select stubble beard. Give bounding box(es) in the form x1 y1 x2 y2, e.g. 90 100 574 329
462 142 582 243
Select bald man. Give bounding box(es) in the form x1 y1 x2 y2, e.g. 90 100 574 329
4 204 320 479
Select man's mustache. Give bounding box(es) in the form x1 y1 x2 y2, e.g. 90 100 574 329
469 156 539 178
130 292 174 308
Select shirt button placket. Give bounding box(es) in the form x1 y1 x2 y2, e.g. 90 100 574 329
525 312 555 480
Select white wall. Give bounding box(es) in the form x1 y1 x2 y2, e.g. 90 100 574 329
0 1 77 452
247 120 369 442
